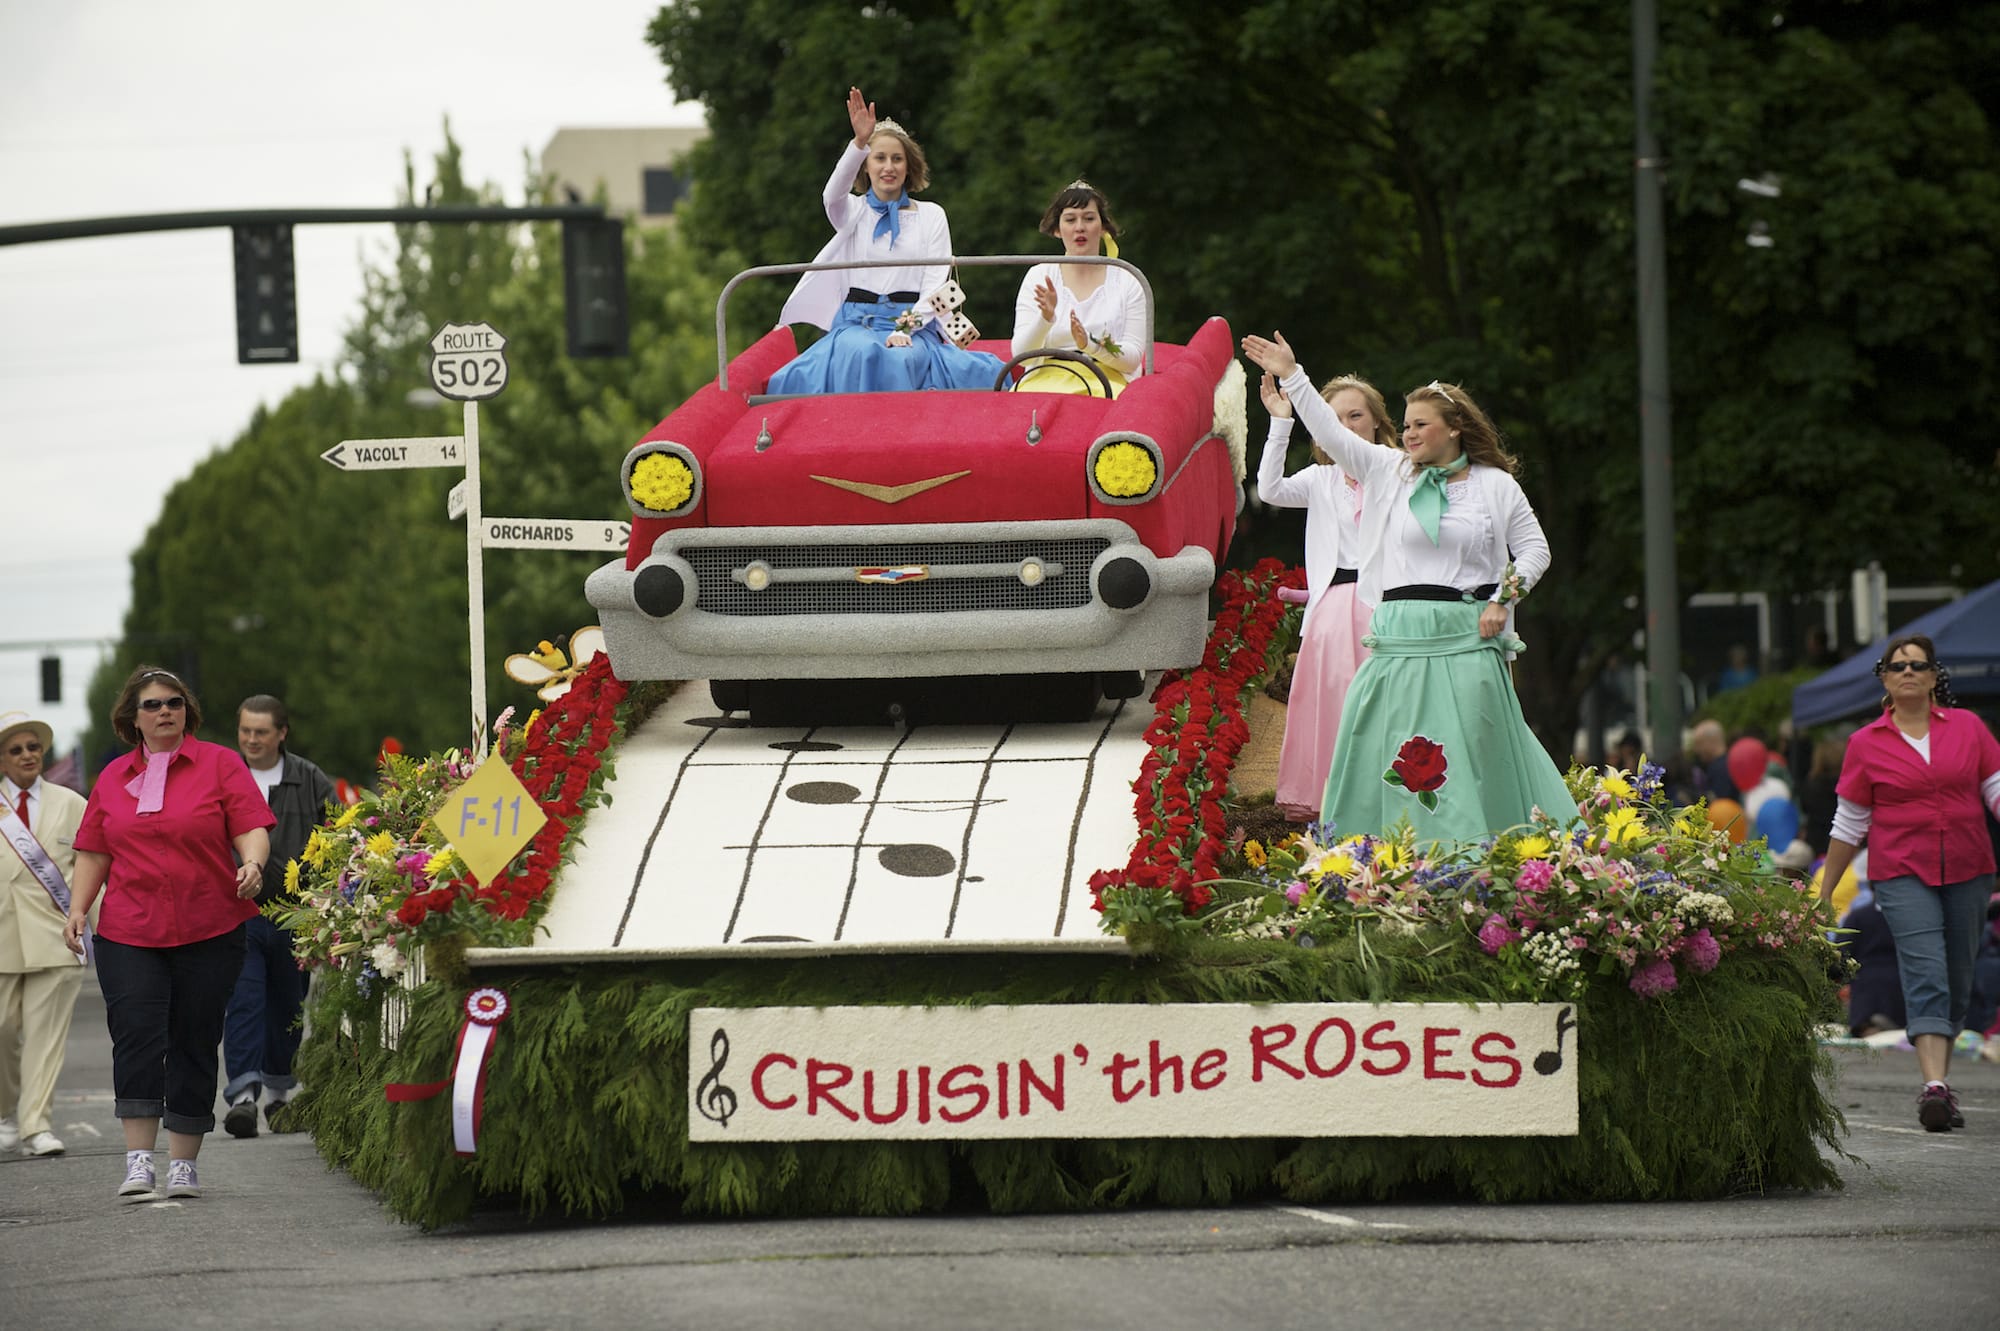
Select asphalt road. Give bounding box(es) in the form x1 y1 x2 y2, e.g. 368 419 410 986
3 980 1995 1331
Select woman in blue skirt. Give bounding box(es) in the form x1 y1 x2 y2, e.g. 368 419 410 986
1243 332 1577 847
768 87 1002 395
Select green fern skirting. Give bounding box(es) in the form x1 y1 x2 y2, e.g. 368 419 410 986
294 934 1844 1230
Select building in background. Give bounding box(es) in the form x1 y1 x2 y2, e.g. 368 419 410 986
541 127 707 224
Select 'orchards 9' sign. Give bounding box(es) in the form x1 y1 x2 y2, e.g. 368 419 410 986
429 322 509 401
688 1002 1578 1141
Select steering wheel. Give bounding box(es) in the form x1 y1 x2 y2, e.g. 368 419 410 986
992 347 1116 398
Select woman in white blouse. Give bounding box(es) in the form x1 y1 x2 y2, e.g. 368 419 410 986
1244 331 1576 847
1009 180 1147 396
1256 373 1398 820
768 87 1002 395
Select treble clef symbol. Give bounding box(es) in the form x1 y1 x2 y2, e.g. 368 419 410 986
695 1028 738 1128
1533 1005 1577 1076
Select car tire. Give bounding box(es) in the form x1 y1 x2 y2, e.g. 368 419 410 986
1099 670 1145 700
709 679 751 713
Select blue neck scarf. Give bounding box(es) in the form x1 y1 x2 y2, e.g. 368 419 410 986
863 189 907 248
1408 452 1471 545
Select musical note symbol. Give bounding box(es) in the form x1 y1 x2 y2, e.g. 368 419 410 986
1533 1005 1576 1076
695 1028 738 1128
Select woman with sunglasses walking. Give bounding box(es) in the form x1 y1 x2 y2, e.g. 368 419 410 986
1817 634 2000 1131
63 666 272 1199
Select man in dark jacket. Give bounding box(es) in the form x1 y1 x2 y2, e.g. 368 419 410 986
222 695 336 1136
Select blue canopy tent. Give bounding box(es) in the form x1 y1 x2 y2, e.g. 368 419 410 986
1792 578 2000 729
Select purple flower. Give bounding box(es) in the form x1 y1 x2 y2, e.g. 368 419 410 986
1477 913 1521 955
1628 957 1679 999
1515 860 1555 893
1684 928 1721 974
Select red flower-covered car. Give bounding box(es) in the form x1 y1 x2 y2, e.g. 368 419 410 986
585 263 1245 707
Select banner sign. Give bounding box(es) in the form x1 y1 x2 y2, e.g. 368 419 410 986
688 1002 1578 1142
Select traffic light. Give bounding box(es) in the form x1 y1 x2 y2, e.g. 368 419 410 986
563 217 628 359
232 222 299 363
40 655 60 704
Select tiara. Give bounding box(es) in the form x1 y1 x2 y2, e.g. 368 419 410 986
871 118 911 139
1424 379 1457 405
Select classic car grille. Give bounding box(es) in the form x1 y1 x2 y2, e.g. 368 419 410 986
685 538 1108 616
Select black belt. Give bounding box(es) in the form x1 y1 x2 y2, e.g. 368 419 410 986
846 287 919 305
1382 582 1497 602
1328 567 1358 587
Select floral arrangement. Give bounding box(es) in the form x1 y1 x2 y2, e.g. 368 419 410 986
271 654 629 994
630 453 694 513
1193 760 1834 1000
892 308 926 336
1091 557 1302 929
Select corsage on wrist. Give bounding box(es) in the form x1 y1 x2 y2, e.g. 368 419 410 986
892 309 924 336
1497 562 1528 607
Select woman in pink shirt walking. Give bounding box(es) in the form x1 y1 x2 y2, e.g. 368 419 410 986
1818 634 2000 1131
64 667 273 1199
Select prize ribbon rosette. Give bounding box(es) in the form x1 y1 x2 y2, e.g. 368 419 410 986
384 987 512 1156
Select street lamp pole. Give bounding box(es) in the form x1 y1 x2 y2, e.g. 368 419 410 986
1632 0 1683 762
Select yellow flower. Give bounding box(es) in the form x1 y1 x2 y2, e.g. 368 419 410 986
1514 834 1552 860
1244 840 1267 868
1600 773 1635 800
365 831 397 858
1373 842 1409 871
424 849 459 878
630 453 695 512
301 830 329 868
335 804 363 830
283 860 301 896
1314 852 1357 883
1092 442 1157 497
1677 808 1706 837
1603 807 1645 845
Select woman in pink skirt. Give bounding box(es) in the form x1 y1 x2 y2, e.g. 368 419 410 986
1256 371 1399 821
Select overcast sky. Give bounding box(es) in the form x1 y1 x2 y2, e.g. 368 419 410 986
0 0 700 752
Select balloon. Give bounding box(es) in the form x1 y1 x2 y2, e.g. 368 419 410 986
1705 798 1748 844
1755 797 1801 848
1726 737 1768 794
1743 774 1788 821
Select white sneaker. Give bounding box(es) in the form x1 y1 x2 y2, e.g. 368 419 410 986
165 1159 201 1198
21 1131 64 1156
118 1154 156 1199
0 1117 18 1150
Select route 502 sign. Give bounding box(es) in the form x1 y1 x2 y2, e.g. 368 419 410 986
429 322 509 401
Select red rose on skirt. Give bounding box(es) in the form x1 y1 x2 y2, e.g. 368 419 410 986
1384 735 1448 812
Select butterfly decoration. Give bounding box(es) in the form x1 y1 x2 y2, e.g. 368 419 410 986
502 627 608 702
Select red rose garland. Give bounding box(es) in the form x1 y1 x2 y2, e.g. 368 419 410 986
1091 558 1303 918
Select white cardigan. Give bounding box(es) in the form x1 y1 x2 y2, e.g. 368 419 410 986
1009 262 1148 378
1255 416 1366 618
1278 365 1549 649
778 141 954 331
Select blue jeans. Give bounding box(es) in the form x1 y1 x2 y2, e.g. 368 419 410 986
222 915 306 1102
1872 872 1994 1039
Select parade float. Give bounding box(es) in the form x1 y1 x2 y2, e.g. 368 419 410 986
283 268 1845 1229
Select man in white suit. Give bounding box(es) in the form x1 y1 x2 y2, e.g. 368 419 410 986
0 711 88 1156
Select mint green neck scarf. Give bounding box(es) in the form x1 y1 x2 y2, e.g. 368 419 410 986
1408 452 1471 544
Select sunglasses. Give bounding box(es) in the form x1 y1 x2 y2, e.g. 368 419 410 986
1882 661 1936 675
138 696 187 712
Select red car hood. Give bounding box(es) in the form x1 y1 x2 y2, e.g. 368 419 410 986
703 389 1118 527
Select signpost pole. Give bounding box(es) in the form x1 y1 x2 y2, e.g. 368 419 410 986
463 399 488 753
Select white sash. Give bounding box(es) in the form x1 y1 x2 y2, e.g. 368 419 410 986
1 799 87 964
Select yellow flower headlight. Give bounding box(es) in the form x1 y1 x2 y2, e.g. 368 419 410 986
1092 442 1157 498
630 452 695 513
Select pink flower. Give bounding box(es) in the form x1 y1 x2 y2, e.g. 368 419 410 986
1685 928 1721 974
1285 882 1309 906
1477 913 1521 955
1515 860 1555 893
1628 958 1679 999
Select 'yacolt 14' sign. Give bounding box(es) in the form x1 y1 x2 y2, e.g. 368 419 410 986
687 1002 1578 1142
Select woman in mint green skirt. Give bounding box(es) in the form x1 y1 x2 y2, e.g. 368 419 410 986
1243 333 1578 847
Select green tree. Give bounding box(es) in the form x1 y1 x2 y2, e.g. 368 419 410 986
86 130 734 782
648 0 2000 749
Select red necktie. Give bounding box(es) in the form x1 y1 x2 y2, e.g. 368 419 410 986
14 789 25 826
